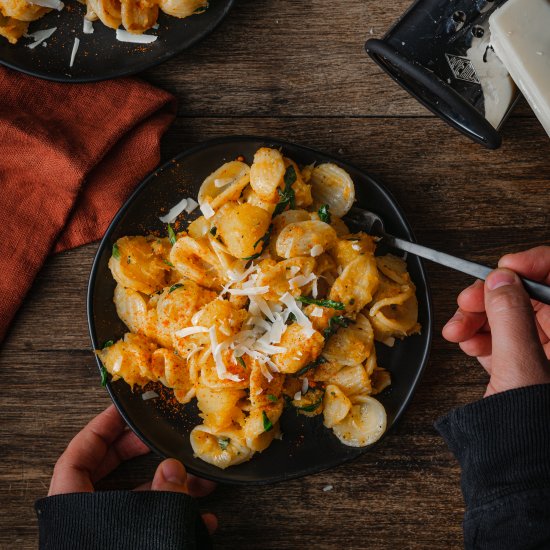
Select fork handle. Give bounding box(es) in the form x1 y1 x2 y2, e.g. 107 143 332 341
383 233 550 306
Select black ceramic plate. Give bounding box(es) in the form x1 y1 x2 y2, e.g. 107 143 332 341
0 0 233 82
87 136 433 485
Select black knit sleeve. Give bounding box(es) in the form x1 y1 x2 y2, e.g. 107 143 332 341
35 491 212 550
435 383 550 549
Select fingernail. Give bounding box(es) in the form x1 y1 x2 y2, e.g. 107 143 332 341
162 460 186 484
444 310 463 327
486 269 516 291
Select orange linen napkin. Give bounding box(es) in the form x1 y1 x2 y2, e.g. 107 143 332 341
0 66 177 343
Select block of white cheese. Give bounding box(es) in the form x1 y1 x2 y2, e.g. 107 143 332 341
489 0 550 137
466 22 516 130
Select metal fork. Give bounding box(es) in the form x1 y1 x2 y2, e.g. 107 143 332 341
345 206 550 305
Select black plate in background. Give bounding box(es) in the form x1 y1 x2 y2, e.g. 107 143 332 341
87 136 433 484
0 0 233 82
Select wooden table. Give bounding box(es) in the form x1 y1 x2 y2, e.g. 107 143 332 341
2 1 549 548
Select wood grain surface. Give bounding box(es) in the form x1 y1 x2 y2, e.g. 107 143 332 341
1 1 549 549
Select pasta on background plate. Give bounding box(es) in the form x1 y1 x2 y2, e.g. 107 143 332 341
0 0 207 44
97 147 421 469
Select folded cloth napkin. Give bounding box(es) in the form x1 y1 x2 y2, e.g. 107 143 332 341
0 66 177 343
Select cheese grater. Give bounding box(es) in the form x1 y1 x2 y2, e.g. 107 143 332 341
366 0 520 149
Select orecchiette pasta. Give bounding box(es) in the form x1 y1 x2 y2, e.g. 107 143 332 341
332 397 387 447
310 162 355 218
249 147 286 203
97 147 421 469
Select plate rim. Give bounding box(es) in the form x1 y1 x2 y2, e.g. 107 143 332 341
87 135 433 485
0 0 234 83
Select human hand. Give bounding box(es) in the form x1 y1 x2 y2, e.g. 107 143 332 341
48 405 217 533
442 246 550 397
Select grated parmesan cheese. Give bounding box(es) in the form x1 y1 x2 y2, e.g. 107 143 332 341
185 197 199 214
228 263 257 283
142 390 159 400
210 328 242 382
280 293 315 337
289 273 317 289
310 244 323 257
250 295 275 322
69 37 79 68
294 391 302 401
159 197 188 223
312 277 319 298
83 18 94 33
310 306 323 317
288 266 300 277
228 286 269 296
200 201 215 219
112 357 122 374
214 177 234 188
255 342 287 355
26 27 57 49
174 326 209 338
29 0 63 9
301 378 309 394
116 29 157 43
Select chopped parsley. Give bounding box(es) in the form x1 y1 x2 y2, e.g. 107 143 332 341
323 315 351 340
194 1 208 13
242 225 272 260
169 283 183 293
210 226 217 236
318 204 331 224
112 243 120 260
236 356 246 368
253 225 272 249
267 394 278 402
242 252 262 261
296 296 345 310
102 340 114 349
262 410 273 432
272 165 297 217
100 365 108 387
293 355 327 377
167 223 177 245
295 396 324 412
218 437 230 450
163 259 174 267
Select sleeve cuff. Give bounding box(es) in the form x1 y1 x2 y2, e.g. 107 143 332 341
35 491 212 550
435 383 550 510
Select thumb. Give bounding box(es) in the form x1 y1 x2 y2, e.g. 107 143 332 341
151 459 188 493
485 268 549 391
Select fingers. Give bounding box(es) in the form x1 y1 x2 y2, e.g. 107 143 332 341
49 405 128 496
134 464 217 498
187 474 217 498
442 308 487 343
499 246 550 284
134 461 218 535
150 459 188 493
91 429 150 483
201 513 218 535
457 279 485 313
484 269 550 393
458 333 492 361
